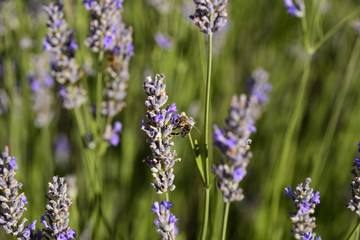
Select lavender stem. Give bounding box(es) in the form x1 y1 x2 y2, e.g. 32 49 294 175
201 26 213 240
96 48 105 140
221 202 230 240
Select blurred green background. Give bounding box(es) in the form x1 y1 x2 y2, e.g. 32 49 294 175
1 0 360 239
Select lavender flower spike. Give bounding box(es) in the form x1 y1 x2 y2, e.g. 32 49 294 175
84 0 134 117
0 146 30 238
41 176 76 239
347 142 360 216
212 69 271 202
284 178 321 239
284 0 305 18
141 74 183 194
151 199 178 239
43 1 87 109
190 0 228 34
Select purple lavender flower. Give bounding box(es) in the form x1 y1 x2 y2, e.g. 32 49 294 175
154 32 173 50
246 68 272 105
351 20 360 35
103 121 123 146
151 199 178 239
347 142 360 216
302 232 321 240
190 0 228 34
27 56 55 128
212 70 271 202
43 1 87 109
0 146 32 239
84 0 134 117
284 0 305 18
41 176 76 239
284 178 321 239
141 74 182 193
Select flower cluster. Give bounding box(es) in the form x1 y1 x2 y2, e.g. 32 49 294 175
84 0 134 117
27 56 55 128
41 176 76 240
103 121 122 146
212 69 271 202
284 178 321 240
347 142 360 216
141 74 181 194
284 0 305 18
190 0 228 34
43 1 87 109
151 199 178 240
0 146 32 238
301 232 322 240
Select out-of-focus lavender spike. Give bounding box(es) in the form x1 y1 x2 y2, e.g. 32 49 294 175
84 0 134 117
284 178 321 239
43 1 87 109
0 89 9 115
27 56 55 128
351 20 360 35
190 0 228 34
141 74 193 194
247 68 272 105
0 146 31 239
347 142 360 216
147 0 173 14
284 0 305 18
41 176 76 240
212 70 271 202
151 199 178 239
154 32 173 50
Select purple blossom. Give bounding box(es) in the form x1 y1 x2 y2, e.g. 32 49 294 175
9 157 18 170
285 178 320 239
347 142 360 216
154 32 173 50
103 34 113 48
284 0 305 18
151 199 178 239
233 167 246 181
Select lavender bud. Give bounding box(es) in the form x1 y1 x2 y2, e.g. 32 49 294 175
0 146 30 239
351 20 360 36
41 176 76 239
27 56 55 128
212 70 271 202
284 178 321 239
154 33 173 50
43 1 87 109
84 0 134 117
141 74 181 194
190 0 228 34
103 121 123 146
347 142 360 216
284 0 305 18
151 199 178 239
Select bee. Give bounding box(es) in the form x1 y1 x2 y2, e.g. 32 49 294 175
107 51 118 71
172 112 196 138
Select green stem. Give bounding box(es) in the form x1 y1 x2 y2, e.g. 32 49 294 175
311 7 360 53
270 57 312 235
201 187 211 240
312 37 360 185
200 28 213 240
346 218 360 240
221 202 230 240
301 14 311 53
96 49 105 139
166 192 170 202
